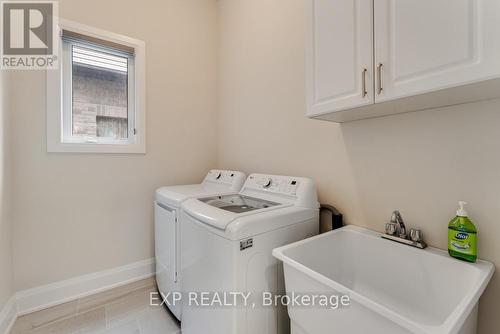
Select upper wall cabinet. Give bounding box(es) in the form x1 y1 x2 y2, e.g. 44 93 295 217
306 0 374 114
307 0 500 123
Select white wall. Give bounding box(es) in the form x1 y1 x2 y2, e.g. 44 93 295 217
10 0 218 291
216 0 500 333
0 66 13 309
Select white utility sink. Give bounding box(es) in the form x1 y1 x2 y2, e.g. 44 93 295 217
273 226 494 334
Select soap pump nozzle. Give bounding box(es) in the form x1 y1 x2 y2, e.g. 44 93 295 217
457 201 468 217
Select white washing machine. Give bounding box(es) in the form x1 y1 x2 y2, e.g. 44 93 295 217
180 174 319 334
154 170 246 320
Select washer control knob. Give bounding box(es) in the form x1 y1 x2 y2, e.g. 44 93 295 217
216 172 222 180
263 178 272 188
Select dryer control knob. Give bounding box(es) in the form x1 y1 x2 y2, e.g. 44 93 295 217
263 178 272 188
216 172 222 180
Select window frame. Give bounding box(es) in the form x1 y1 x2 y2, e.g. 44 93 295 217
62 42 136 145
47 19 146 154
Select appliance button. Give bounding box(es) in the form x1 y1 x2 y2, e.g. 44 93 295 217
263 178 272 188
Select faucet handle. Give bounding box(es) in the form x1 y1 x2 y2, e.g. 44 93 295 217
409 228 423 242
385 222 397 236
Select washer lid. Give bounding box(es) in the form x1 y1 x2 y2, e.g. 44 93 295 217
156 184 215 208
182 197 289 230
155 170 247 207
200 194 280 213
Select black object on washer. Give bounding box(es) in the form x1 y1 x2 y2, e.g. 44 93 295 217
320 204 343 232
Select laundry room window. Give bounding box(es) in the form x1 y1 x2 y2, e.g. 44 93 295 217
68 44 131 141
47 21 146 153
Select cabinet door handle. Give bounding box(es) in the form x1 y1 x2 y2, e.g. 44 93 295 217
362 68 368 98
377 63 383 95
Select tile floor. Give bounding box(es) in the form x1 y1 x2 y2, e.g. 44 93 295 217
9 278 180 334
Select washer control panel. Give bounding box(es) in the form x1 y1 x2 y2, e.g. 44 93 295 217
248 175 300 196
203 170 247 192
241 174 318 209
205 170 241 184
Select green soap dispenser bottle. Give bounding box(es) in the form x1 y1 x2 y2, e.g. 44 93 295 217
448 201 477 263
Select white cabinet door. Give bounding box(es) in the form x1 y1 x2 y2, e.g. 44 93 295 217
306 0 374 117
374 0 500 102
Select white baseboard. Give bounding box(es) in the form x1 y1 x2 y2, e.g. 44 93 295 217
15 258 155 317
0 296 17 334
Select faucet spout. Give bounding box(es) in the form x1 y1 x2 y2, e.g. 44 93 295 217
391 210 407 238
382 210 426 249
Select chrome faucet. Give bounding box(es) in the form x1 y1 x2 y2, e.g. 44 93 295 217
382 210 427 249
390 210 407 238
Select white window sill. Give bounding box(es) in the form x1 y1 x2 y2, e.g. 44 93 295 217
47 141 146 154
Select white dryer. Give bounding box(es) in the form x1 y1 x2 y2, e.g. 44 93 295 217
180 174 319 334
154 170 246 320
